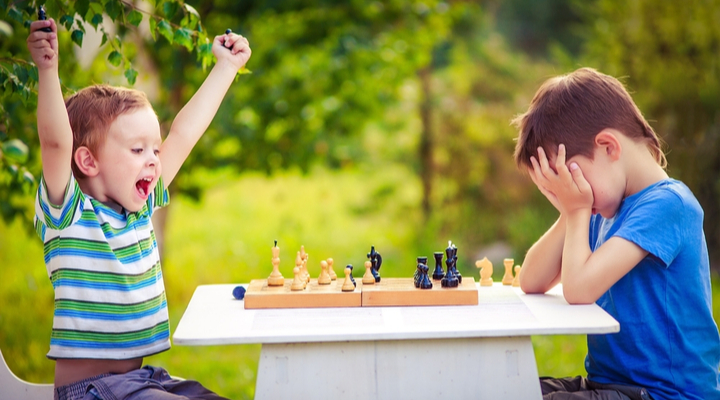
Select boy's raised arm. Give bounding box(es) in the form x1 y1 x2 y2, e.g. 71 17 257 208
27 19 73 205
160 32 251 186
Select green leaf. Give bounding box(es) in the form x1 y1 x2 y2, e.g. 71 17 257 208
163 1 179 19
59 15 74 30
173 27 193 51
100 33 108 47
71 29 84 47
89 3 103 14
2 139 29 164
184 3 200 18
75 0 90 19
8 7 23 24
105 0 121 21
22 169 35 186
149 18 157 40
90 13 103 28
157 20 173 43
198 42 213 70
128 10 143 27
107 51 122 67
124 67 138 85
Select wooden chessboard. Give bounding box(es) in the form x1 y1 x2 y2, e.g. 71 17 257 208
244 279 362 309
243 277 478 309
361 277 478 307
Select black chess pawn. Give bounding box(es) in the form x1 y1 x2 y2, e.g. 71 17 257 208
38 6 52 32
419 258 433 289
432 252 445 280
367 245 382 283
347 264 356 288
414 257 424 288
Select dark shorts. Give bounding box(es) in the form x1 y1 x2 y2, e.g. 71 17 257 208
541 376 653 400
54 365 229 400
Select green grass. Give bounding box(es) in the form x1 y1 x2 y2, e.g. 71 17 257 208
1 166 719 399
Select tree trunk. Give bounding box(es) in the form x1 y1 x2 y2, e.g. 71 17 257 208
418 66 434 218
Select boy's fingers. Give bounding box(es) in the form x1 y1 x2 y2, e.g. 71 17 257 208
569 163 591 193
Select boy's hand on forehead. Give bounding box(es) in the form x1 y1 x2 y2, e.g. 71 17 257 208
27 19 59 70
213 31 252 71
530 144 593 217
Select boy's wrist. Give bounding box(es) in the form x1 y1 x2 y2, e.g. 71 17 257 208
213 58 242 75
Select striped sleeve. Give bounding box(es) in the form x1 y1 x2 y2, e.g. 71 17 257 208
34 175 84 240
147 176 169 215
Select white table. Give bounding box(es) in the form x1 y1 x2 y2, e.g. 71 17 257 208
173 283 618 400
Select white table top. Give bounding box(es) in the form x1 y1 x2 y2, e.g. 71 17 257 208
172 283 619 346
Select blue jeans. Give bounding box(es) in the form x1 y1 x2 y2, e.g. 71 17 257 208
55 365 229 400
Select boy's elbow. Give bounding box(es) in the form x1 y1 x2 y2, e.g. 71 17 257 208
562 285 598 305
520 280 548 294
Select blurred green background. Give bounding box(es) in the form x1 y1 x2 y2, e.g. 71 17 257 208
2 1 719 399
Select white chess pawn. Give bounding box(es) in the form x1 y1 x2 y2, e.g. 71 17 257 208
362 260 375 284
327 258 337 281
290 267 305 291
318 260 331 285
341 267 355 292
512 265 522 287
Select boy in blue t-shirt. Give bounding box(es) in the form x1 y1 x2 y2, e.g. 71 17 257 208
513 67 720 400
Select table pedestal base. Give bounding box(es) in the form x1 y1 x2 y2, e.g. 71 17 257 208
255 336 542 399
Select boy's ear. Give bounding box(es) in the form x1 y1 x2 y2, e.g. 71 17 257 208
594 129 622 161
74 146 100 177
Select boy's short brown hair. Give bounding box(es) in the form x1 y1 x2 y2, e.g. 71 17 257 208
512 67 665 169
65 84 153 178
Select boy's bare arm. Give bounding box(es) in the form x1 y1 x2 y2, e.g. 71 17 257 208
519 156 565 293
160 32 252 186
520 216 563 293
27 19 73 204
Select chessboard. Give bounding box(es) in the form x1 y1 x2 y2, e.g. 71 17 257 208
243 279 362 309
243 277 478 309
361 277 478 307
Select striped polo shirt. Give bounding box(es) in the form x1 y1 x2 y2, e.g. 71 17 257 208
34 174 171 360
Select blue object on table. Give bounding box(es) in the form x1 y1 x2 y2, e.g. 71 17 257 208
232 286 246 300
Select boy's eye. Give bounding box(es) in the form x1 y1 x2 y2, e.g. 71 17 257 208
132 148 143 154
154 149 160 156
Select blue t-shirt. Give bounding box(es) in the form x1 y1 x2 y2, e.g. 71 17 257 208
586 179 720 400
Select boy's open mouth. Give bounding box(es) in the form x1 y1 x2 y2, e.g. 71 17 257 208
136 177 152 197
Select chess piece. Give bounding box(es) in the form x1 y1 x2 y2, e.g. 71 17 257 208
37 6 52 32
232 286 246 300
441 246 459 288
476 257 493 286
341 266 355 292
446 241 461 284
512 265 522 287
291 266 305 291
295 251 307 289
502 258 514 285
432 252 445 280
300 245 310 284
327 258 337 280
362 260 375 284
367 246 382 282
415 257 432 289
348 265 356 287
267 240 285 286
414 258 422 288
318 260 331 285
